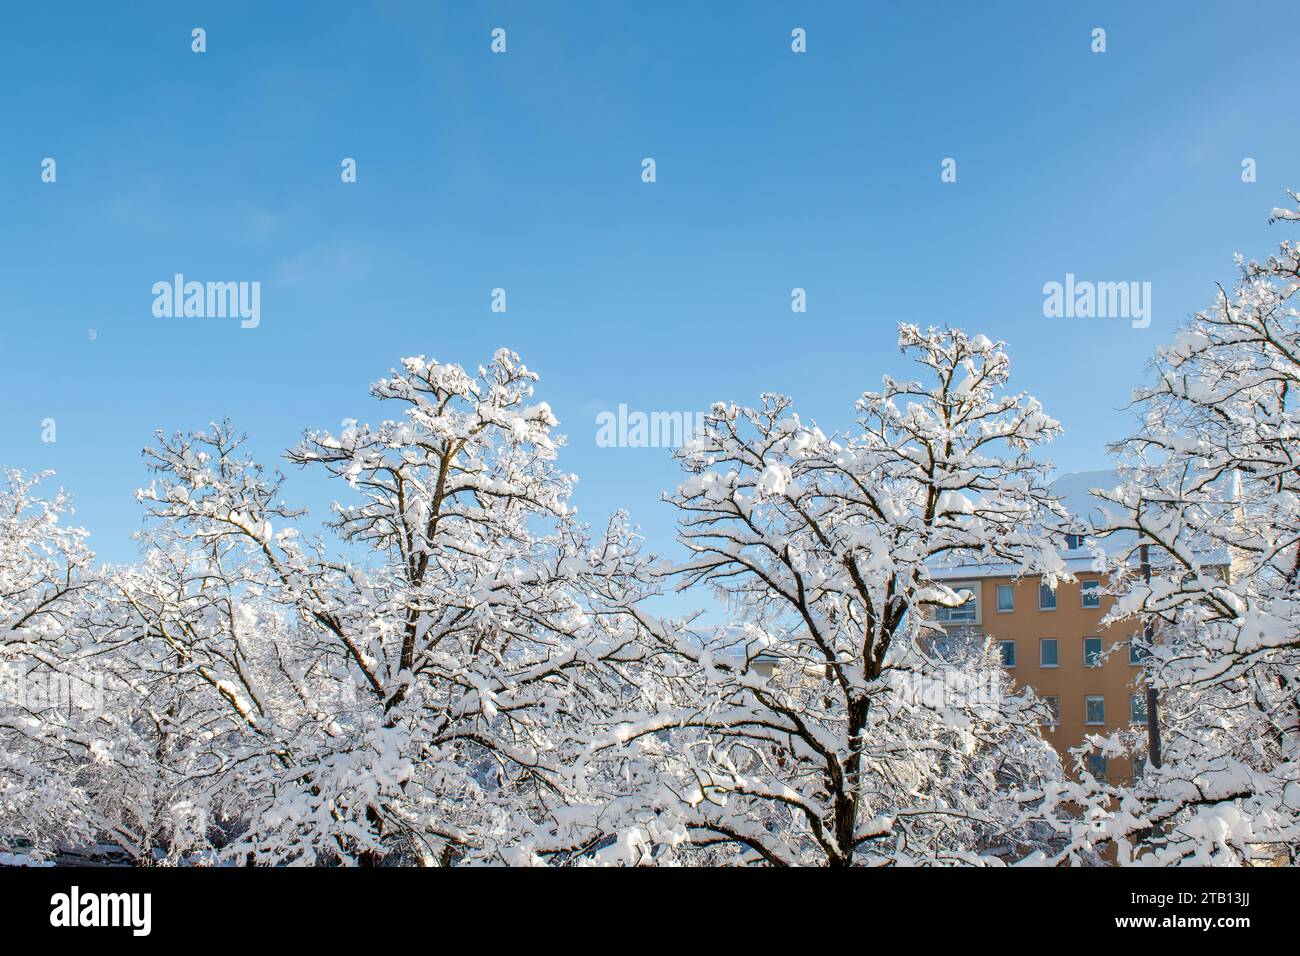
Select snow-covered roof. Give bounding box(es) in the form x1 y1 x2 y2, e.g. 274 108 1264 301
1049 469 1122 531
925 470 1119 581
929 553 1102 582
928 470 1227 580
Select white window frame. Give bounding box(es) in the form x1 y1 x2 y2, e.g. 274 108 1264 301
1085 694 1105 725
1084 636 1103 668
1038 582 1057 611
995 584 1015 613
934 582 981 626
998 640 1016 668
1080 580 1101 609
1085 753 1108 782
1043 695 1060 728
1130 693 1148 724
1039 638 1058 668
1128 640 1147 666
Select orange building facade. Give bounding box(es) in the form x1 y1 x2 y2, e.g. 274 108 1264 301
934 566 1149 785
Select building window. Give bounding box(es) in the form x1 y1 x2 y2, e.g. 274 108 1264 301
1085 694 1105 725
935 585 978 625
996 584 1014 612
1085 753 1108 782
1065 533 1085 550
1038 583 1057 611
1131 693 1148 724
1129 640 1148 665
1080 580 1101 609
1040 638 1058 667
935 604 976 624
1043 695 1060 727
998 640 1016 668
1084 637 1102 668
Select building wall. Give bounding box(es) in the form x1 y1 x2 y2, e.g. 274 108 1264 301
943 572 1148 785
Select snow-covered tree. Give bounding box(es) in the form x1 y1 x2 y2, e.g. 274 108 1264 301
1063 195 1300 864
86 545 309 863
587 326 1070 865
128 349 640 864
0 470 101 858
0 469 251 864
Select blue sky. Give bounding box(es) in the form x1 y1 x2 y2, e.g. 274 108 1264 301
2 1 1298 569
